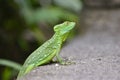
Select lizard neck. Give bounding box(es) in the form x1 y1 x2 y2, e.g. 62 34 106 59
54 32 69 42
52 33 63 45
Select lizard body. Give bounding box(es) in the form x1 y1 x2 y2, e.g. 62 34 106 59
17 21 75 80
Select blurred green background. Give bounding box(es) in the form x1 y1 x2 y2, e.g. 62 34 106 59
0 0 82 80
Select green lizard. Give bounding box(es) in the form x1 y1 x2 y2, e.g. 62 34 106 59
17 21 75 80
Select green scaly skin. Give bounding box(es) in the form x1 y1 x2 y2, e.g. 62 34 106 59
17 21 75 80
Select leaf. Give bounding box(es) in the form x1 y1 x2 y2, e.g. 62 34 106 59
54 0 82 12
0 59 22 71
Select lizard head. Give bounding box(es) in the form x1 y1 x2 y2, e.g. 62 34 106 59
54 21 76 41
54 21 75 35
